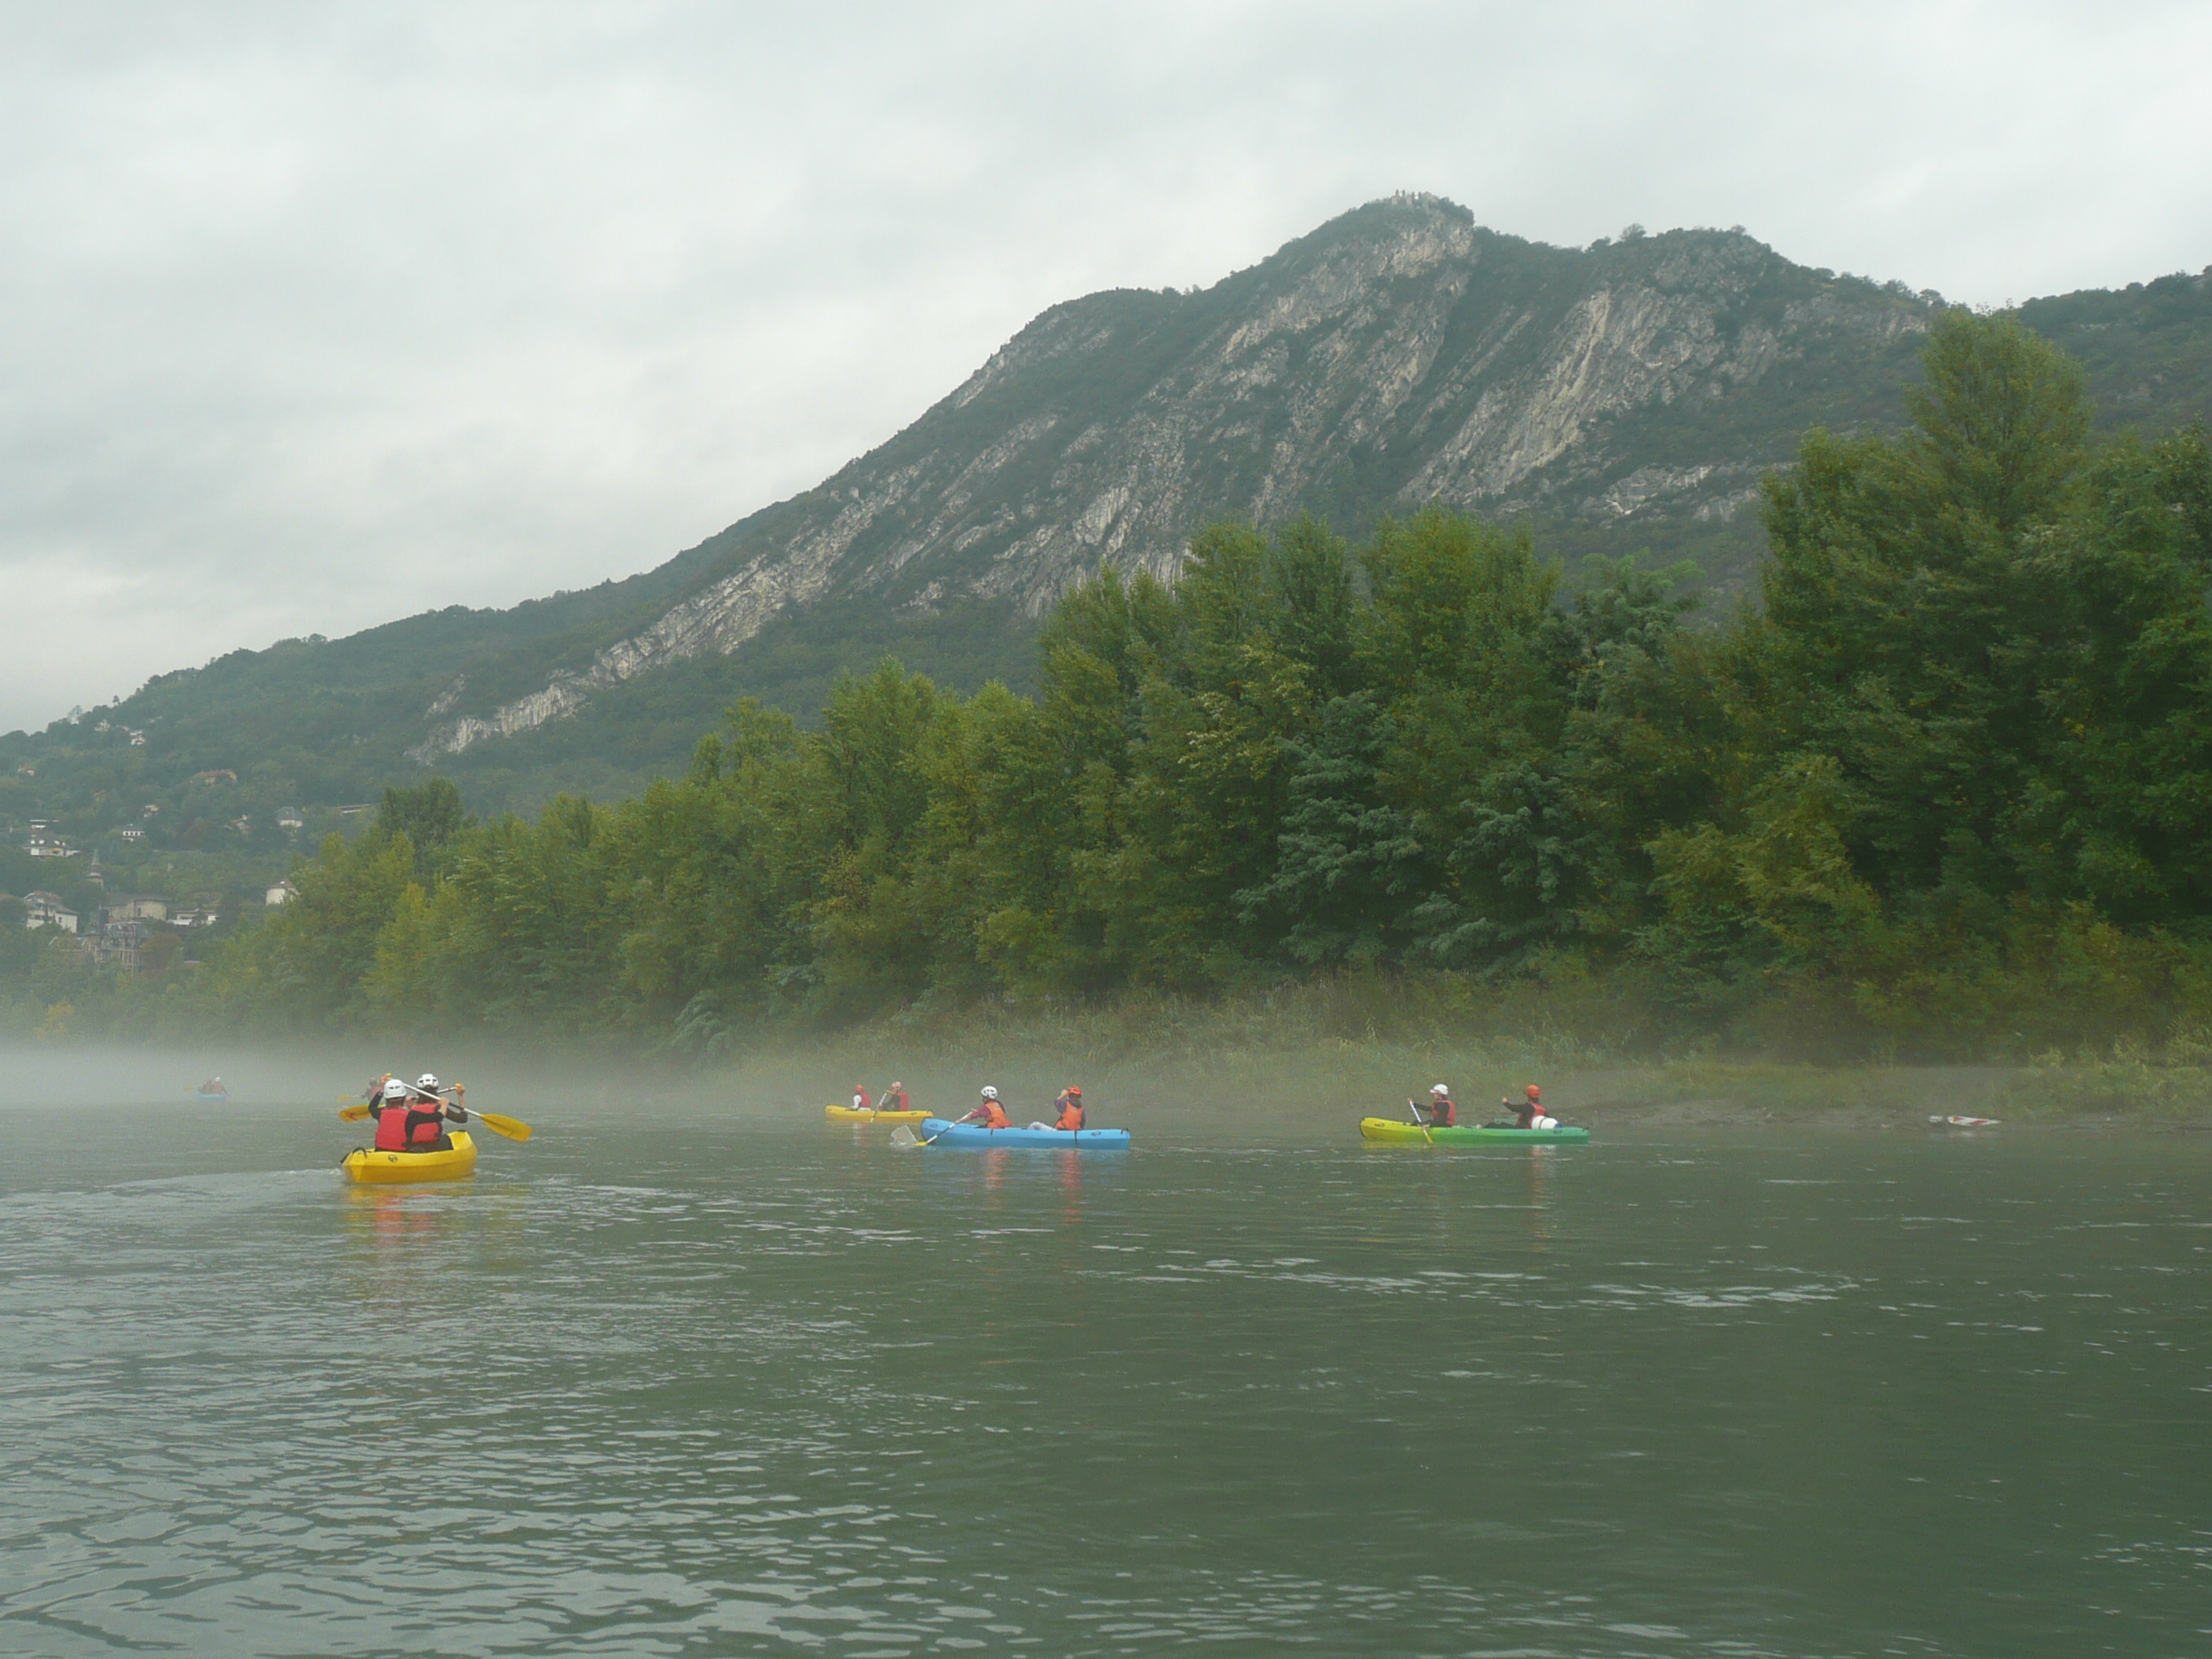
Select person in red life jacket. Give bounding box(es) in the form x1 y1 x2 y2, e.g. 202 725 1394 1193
369 1075 416 1152
884 1080 910 1114
850 1083 872 1113
1410 1083 1456 1127
1502 1083 1558 1130
1054 1086 1085 1131
958 1086 1011 1130
399 1072 470 1151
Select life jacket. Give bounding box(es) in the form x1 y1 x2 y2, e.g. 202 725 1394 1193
1514 1101 1540 1127
887 1090 910 1113
1055 1100 1086 1131
373 1104 412 1152
404 1104 449 1148
1429 1095 1457 1127
977 1102 1010 1130
853 1090 871 1112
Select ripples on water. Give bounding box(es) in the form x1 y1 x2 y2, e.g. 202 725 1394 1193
0 1108 2206 1657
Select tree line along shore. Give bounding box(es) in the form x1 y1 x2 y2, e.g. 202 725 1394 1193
11 311 2212 1095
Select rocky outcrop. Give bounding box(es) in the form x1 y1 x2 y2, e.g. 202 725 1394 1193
413 194 1935 758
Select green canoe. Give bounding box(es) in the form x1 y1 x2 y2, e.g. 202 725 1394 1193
1360 1116 1590 1145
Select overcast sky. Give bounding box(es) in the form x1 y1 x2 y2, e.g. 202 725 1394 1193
3 1 2207 729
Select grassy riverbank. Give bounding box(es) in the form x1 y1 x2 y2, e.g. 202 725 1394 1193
672 982 2212 1131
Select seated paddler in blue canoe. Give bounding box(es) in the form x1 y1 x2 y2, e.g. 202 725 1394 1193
1052 1086 1084 1130
957 1086 1012 1130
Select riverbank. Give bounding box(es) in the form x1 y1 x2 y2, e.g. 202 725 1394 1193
9 983 2211 1129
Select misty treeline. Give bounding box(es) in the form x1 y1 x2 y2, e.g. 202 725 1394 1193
25 312 2212 1058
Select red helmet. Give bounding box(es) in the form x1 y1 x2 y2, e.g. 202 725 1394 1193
1525 1084 1541 1101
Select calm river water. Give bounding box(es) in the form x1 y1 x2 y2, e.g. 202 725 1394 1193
0 1097 2206 1657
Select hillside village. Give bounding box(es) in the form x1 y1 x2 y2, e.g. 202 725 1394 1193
0 807 321 976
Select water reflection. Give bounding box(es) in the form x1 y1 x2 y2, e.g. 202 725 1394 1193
1523 1145 1555 1256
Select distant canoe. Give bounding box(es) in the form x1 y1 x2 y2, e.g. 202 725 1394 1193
825 1103 928 1125
1360 1117 1588 1144
917 1117 1130 1149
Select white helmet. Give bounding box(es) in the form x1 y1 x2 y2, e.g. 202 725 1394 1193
382 1076 410 1101
1430 1083 1450 1096
980 1086 998 1101
416 1073 442 1093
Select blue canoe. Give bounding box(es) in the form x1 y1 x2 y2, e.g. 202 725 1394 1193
919 1118 1131 1150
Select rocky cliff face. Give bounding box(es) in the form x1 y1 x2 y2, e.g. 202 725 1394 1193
410 194 1936 762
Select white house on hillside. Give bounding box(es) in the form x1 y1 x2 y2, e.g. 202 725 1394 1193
23 892 78 933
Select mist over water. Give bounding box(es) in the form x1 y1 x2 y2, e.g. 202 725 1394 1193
1 1058 2207 1656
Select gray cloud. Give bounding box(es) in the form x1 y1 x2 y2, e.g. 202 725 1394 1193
3 0 2207 727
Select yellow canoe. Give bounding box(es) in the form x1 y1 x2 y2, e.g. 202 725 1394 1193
342 1130 478 1184
824 1103 929 1125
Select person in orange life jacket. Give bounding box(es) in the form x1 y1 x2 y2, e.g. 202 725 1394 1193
884 1080 910 1113
1410 1083 1456 1127
1502 1083 1558 1130
958 1086 1010 1130
1054 1086 1085 1131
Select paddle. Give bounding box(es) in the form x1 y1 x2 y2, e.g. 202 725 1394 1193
337 1092 533 1142
1406 1098 1434 1145
888 1119 954 1149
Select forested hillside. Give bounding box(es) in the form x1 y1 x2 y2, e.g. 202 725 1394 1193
25 313 2212 1060
6 196 2210 859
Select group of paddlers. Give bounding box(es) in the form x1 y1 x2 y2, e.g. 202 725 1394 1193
850 1082 1087 1131
1407 1082 1562 1130
851 1080 1558 1131
362 1071 472 1152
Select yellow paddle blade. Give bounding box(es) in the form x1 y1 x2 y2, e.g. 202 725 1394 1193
473 1110 532 1143
338 1101 373 1122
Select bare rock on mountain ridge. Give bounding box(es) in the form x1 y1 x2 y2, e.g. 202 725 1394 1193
412 194 1932 760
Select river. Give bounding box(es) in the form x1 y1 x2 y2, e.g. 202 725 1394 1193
0 1097 2205 1656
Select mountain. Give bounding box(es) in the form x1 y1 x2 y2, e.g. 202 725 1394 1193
7 194 2212 860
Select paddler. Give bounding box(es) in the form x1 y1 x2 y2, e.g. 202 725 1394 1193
884 1080 911 1113
957 1086 1011 1130
1410 1083 1456 1127
398 1073 471 1151
1501 1083 1558 1130
368 1075 416 1152
851 1083 873 1113
1053 1086 1085 1131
